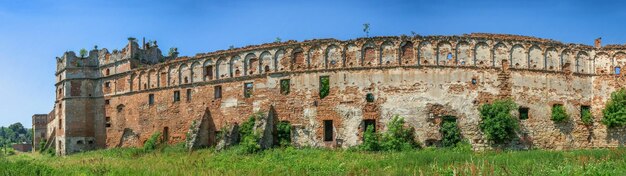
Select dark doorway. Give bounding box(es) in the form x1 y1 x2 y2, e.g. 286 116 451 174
163 127 169 143
323 120 333 142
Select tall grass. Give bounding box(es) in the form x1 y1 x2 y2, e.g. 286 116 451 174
3 145 626 175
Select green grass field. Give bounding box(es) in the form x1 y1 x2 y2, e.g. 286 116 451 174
2 145 626 176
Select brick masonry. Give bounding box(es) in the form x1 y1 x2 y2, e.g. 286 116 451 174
38 34 626 155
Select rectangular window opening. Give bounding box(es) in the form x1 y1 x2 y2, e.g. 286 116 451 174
105 117 111 128
319 76 330 99
519 107 529 120
615 67 621 75
105 99 110 105
173 91 180 102
323 120 333 142
214 85 222 99
186 89 192 102
244 82 253 98
104 81 110 88
148 94 154 105
280 79 290 95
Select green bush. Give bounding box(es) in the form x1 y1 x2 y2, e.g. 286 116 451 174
143 132 161 151
440 117 462 148
277 121 292 147
602 89 626 128
380 115 419 151
356 115 418 151
581 107 593 125
551 104 569 122
238 115 260 154
79 48 88 58
479 99 519 144
358 125 380 151
239 116 256 138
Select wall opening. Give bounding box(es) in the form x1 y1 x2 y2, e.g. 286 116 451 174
616 66 621 75
77 140 83 145
319 76 330 99
447 53 453 60
105 99 110 105
519 107 529 120
440 116 461 148
184 77 188 84
163 127 169 143
244 82 253 98
365 93 375 102
148 94 154 105
105 117 111 128
173 90 180 102
323 120 333 142
205 66 214 80
104 81 110 88
362 119 375 140
105 69 110 76
214 85 222 99
116 104 125 113
471 78 477 85
280 79 290 95
264 65 270 73
186 89 192 102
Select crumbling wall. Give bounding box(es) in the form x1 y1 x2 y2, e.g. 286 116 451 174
53 34 626 154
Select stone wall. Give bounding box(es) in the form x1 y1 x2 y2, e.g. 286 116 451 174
50 33 626 154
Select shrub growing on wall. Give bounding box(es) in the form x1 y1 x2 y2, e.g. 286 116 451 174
581 106 593 125
238 116 260 153
357 115 418 151
602 89 626 128
379 115 419 151
440 117 462 148
479 99 519 144
551 104 569 122
358 125 381 151
277 121 292 147
319 76 330 99
143 132 161 151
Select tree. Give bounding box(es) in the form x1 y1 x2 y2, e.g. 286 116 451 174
602 89 626 128
79 48 88 58
479 99 519 144
275 37 282 43
168 47 178 57
363 23 370 37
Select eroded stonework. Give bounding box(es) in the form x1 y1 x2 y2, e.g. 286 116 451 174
39 34 626 155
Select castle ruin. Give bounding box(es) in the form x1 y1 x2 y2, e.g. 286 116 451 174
33 34 626 155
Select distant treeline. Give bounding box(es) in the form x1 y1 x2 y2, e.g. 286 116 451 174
0 123 32 147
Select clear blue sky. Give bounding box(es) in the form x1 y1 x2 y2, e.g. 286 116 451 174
0 0 624 127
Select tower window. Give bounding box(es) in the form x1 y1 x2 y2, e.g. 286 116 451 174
105 117 111 128
616 67 621 75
